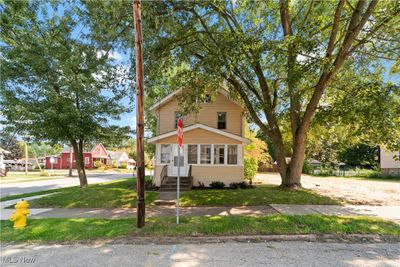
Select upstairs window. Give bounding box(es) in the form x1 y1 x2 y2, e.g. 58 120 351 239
217 112 226 129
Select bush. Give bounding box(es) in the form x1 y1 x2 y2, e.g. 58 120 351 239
244 157 258 184
209 181 225 189
120 162 127 169
145 179 159 191
302 160 314 174
94 161 104 169
229 181 250 189
40 171 49 176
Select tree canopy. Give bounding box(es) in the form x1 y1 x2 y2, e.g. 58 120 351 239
0 1 131 186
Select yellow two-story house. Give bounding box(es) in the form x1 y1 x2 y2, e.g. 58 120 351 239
148 88 250 189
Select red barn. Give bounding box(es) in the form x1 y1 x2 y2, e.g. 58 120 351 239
45 144 110 169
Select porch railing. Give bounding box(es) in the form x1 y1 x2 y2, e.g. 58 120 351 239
160 164 168 186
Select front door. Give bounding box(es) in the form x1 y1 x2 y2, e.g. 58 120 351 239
170 144 187 176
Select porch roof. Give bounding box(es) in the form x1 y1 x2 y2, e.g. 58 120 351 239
147 123 250 144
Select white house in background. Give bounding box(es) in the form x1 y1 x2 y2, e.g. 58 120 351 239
0 147 10 176
109 151 134 168
380 146 400 175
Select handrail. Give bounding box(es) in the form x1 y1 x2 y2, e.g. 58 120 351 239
188 164 193 188
160 164 168 185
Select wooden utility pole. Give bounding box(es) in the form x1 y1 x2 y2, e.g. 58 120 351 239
133 0 145 228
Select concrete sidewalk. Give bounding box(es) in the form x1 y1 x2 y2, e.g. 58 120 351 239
2 199 400 223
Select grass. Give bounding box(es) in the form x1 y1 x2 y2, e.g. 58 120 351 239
1 178 158 208
26 178 158 208
1 215 399 242
180 185 340 206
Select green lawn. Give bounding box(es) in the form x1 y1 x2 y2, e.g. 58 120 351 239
2 178 157 208
180 185 340 206
1 215 399 242
25 178 157 208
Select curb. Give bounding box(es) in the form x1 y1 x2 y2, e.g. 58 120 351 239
2 234 399 246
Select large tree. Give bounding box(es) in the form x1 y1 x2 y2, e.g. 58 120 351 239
83 0 399 188
145 0 399 188
0 1 131 186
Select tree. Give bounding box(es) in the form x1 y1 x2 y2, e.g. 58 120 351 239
0 131 21 160
0 1 131 187
143 0 399 188
82 0 399 188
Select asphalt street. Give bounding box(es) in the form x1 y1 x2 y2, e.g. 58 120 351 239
1 241 399 267
0 173 134 197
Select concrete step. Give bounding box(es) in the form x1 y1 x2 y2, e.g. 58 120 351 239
154 200 175 206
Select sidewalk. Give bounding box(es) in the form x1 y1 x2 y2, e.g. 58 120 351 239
1 197 400 223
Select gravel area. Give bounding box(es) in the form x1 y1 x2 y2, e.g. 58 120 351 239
256 173 400 205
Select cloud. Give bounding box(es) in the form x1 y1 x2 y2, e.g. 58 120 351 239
96 50 122 61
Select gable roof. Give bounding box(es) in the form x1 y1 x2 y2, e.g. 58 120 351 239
109 151 128 160
149 88 243 113
147 123 250 144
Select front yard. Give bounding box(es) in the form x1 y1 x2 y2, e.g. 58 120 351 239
1 215 399 242
180 185 340 206
4 178 157 208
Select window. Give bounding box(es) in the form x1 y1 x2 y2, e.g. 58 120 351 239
217 112 226 129
214 145 225 164
53 157 58 163
188 145 198 164
200 145 211 164
161 145 171 164
85 157 90 164
174 112 181 129
228 145 238 165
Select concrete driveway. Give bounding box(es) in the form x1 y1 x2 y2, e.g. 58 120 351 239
1 242 399 267
256 173 400 205
0 172 133 198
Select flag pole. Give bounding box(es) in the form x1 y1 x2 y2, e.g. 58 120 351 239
133 0 145 228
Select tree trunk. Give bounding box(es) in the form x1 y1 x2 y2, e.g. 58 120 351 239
71 140 88 188
269 128 307 189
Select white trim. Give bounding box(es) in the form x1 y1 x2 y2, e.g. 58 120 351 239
147 123 250 144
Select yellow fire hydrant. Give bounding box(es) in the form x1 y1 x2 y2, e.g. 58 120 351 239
10 199 30 229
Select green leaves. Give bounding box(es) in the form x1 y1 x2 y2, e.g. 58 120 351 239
0 1 131 144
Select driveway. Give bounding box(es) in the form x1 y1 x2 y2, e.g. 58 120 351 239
1 242 399 267
256 173 400 205
0 172 133 198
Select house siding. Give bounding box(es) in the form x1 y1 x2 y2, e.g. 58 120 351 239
156 93 243 136
380 147 400 175
156 128 242 144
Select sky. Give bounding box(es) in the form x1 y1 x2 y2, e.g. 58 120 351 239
1 2 399 140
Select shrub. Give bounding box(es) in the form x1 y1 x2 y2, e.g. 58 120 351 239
94 161 104 169
244 157 258 185
229 181 250 189
302 160 314 174
198 181 205 188
145 179 159 191
40 171 49 176
120 162 127 169
209 181 225 189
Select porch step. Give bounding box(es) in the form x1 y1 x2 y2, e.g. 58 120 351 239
160 176 193 192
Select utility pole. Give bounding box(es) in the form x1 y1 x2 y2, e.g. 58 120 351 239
133 0 145 228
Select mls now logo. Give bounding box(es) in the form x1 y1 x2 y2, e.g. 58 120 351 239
1 256 36 264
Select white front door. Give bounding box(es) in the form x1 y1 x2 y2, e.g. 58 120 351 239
170 144 187 177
